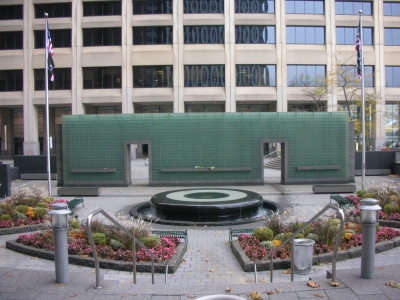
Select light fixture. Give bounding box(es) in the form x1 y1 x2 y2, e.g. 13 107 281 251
360 198 381 224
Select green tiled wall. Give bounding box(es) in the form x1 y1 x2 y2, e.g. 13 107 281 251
62 112 349 186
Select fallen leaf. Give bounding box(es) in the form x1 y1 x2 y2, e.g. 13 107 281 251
188 295 196 298
274 288 280 293
170 274 175 276
313 292 324 298
181 259 186 264
226 287 231 293
69 294 77 298
206 274 210 278
307 281 320 288
330 281 340 287
217 231 220 234
120 282 125 285
203 225 207 228
121 294 126 297
266 290 274 295
56 284 65 286
247 291 263 300
187 273 191 276
205 259 209 262
260 279 267 283
386 281 400 289
210 270 214 272
282 268 291 274
7 274 12 277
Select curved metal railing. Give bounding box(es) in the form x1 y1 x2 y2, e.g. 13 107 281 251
268 204 344 283
83 208 169 288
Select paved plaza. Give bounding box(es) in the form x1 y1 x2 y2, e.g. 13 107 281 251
0 159 400 299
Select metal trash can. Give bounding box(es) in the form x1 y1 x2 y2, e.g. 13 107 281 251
293 238 315 275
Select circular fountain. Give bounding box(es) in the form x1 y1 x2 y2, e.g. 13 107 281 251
130 188 276 225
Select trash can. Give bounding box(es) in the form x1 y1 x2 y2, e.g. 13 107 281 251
293 238 315 275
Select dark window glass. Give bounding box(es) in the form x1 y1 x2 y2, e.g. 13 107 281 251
337 65 374 87
83 1 122 16
386 66 400 87
83 28 121 46
133 0 172 14
235 0 274 13
235 26 275 44
34 68 72 90
133 66 173 87
237 104 269 112
184 65 225 87
287 65 326 86
34 29 72 48
0 70 23 91
0 31 23 49
336 27 373 45
0 5 23 20
184 0 224 13
287 26 324 44
184 26 224 44
288 103 326 112
286 0 324 14
384 2 400 16
385 28 400 45
133 27 172 45
185 105 224 112
83 67 121 89
35 3 72 18
335 1 372 15
236 65 276 86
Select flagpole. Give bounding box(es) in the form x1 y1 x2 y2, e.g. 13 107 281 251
45 13 52 196
359 10 366 190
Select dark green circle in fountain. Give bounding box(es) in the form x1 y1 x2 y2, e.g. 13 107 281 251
184 192 230 199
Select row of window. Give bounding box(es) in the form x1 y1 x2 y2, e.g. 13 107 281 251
5 26 400 49
2 1 400 19
2 65 400 92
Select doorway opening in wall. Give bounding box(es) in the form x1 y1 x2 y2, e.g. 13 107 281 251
263 141 284 184
125 142 149 186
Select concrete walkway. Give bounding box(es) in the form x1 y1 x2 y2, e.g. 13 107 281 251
1 160 400 299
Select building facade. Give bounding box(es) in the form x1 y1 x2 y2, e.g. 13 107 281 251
0 0 399 157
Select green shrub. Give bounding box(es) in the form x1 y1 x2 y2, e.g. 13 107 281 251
306 233 320 243
274 233 283 241
253 227 274 242
13 212 27 220
43 197 54 203
0 214 11 221
16 205 30 215
383 203 400 215
260 241 275 251
19 197 36 207
289 221 306 235
281 232 293 242
294 233 305 239
69 219 80 230
92 233 107 246
90 220 106 234
139 235 160 249
33 207 48 219
110 239 123 251
356 190 367 198
36 202 49 209
311 218 339 246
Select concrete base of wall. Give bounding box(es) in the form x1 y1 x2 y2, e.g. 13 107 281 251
21 174 57 180
354 169 391 175
312 184 356 194
57 187 101 196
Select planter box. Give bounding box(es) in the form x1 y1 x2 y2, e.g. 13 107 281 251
0 223 49 236
6 240 187 274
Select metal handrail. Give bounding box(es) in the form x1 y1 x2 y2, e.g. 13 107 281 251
83 208 169 288
268 204 344 283
264 149 281 158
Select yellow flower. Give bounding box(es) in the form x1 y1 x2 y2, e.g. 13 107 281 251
272 239 281 247
345 233 352 241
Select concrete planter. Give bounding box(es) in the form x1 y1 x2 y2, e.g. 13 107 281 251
0 223 49 236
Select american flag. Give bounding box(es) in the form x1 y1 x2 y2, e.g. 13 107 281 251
355 21 362 79
47 22 55 82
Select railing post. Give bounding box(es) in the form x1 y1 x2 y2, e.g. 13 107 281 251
254 260 257 283
132 240 136 284
291 237 294 282
165 263 168 284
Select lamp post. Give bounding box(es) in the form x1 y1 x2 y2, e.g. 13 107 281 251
359 198 381 279
48 203 71 284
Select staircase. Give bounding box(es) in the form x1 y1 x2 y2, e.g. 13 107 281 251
264 157 281 169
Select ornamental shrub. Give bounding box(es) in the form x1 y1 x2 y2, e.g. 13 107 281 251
92 233 107 246
306 233 319 243
16 205 30 215
356 190 367 198
0 214 11 221
260 240 274 251
376 227 400 242
36 202 49 209
383 203 400 215
13 212 27 220
139 235 160 249
110 239 123 251
294 233 305 239
69 219 80 230
253 227 274 241
33 207 48 219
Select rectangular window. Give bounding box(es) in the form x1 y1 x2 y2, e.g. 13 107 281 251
287 65 326 86
385 103 400 144
288 103 326 112
0 70 23 91
337 65 374 87
287 26 325 44
336 27 373 45
34 68 71 90
0 31 23 50
83 67 121 89
35 3 72 18
386 66 400 87
184 65 225 87
384 28 400 46
133 66 173 87
0 5 23 20
335 1 372 15
83 28 121 46
133 0 173 14
235 26 275 44
34 29 71 48
286 0 324 14
133 27 172 45
185 26 224 44
384 2 400 16
83 1 122 16
235 0 275 13
184 0 224 13
236 65 276 86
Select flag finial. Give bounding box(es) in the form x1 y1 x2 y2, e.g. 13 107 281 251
44 12 48 18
